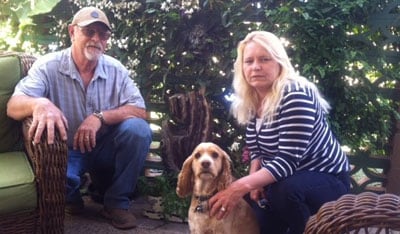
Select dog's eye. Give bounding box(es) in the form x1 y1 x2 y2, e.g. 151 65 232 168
195 152 201 159
211 152 218 159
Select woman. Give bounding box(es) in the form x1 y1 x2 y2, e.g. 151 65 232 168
209 31 350 234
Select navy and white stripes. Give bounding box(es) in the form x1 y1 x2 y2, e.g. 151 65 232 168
246 81 349 181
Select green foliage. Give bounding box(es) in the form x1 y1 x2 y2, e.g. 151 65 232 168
2 0 399 220
0 0 60 52
262 0 399 154
40 0 398 158
54 0 263 175
137 173 190 220
5 0 398 164
1 0 398 200
137 175 170 197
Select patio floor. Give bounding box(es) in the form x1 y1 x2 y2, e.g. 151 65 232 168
65 195 189 234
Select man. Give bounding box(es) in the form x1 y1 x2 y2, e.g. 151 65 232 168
7 6 152 230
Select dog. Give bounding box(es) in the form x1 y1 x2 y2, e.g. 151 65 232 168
176 142 259 234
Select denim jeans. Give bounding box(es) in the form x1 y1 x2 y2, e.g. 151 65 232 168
66 118 152 209
249 170 350 234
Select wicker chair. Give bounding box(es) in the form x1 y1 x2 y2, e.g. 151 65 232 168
0 52 68 234
305 192 400 234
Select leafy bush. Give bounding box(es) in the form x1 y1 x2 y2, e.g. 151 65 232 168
2 1 399 218
37 0 398 159
137 173 190 220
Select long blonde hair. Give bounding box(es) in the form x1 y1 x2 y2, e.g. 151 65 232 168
230 31 330 125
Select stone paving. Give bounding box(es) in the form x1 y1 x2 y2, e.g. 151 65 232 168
65 196 189 234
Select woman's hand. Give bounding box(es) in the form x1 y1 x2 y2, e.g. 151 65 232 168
209 186 242 220
250 187 265 202
209 168 274 219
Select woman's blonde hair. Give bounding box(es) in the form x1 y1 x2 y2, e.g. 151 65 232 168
230 31 330 125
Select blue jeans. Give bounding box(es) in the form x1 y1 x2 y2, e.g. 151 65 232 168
66 118 152 209
248 170 350 234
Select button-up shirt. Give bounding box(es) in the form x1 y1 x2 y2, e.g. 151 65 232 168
12 48 146 147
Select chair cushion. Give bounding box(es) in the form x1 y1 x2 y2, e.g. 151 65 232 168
0 54 22 153
0 151 37 215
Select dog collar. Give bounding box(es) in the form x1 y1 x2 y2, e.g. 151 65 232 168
193 192 216 213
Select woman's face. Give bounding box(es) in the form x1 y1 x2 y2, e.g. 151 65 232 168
242 41 281 97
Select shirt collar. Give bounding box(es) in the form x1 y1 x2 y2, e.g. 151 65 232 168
59 47 108 80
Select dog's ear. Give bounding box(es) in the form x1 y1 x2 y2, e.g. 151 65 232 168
217 148 234 191
176 155 194 198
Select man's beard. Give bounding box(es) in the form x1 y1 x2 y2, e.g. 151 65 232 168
84 43 104 61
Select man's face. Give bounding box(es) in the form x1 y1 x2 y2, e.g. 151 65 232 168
71 22 111 61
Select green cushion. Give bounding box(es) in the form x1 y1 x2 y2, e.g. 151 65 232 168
0 151 37 215
0 54 22 153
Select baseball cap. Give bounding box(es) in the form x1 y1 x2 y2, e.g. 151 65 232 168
71 7 111 31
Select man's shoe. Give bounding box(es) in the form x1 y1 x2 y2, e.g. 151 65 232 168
101 207 137 229
65 202 84 215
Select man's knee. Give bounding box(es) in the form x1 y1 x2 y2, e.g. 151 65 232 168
119 118 152 140
111 118 152 149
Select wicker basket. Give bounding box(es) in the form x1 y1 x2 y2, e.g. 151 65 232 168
305 192 400 234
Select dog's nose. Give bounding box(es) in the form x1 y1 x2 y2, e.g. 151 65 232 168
201 161 210 168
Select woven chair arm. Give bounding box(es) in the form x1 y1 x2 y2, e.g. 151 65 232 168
22 117 68 234
305 192 400 234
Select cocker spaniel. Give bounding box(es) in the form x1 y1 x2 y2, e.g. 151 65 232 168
176 142 259 234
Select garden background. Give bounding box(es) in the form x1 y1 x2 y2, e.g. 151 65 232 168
1 0 399 219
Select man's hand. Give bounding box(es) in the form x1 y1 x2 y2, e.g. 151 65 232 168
73 114 101 153
30 98 68 144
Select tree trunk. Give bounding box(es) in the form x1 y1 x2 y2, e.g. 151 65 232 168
161 88 212 172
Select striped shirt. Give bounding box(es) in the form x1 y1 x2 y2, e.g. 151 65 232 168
12 48 145 147
246 81 349 181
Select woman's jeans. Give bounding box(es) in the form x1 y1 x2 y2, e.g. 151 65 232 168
66 118 152 210
249 170 350 234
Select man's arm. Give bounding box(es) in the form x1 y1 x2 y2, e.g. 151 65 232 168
72 104 147 153
7 95 41 120
101 104 147 125
7 95 68 144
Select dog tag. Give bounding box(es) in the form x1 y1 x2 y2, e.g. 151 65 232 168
195 204 203 213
